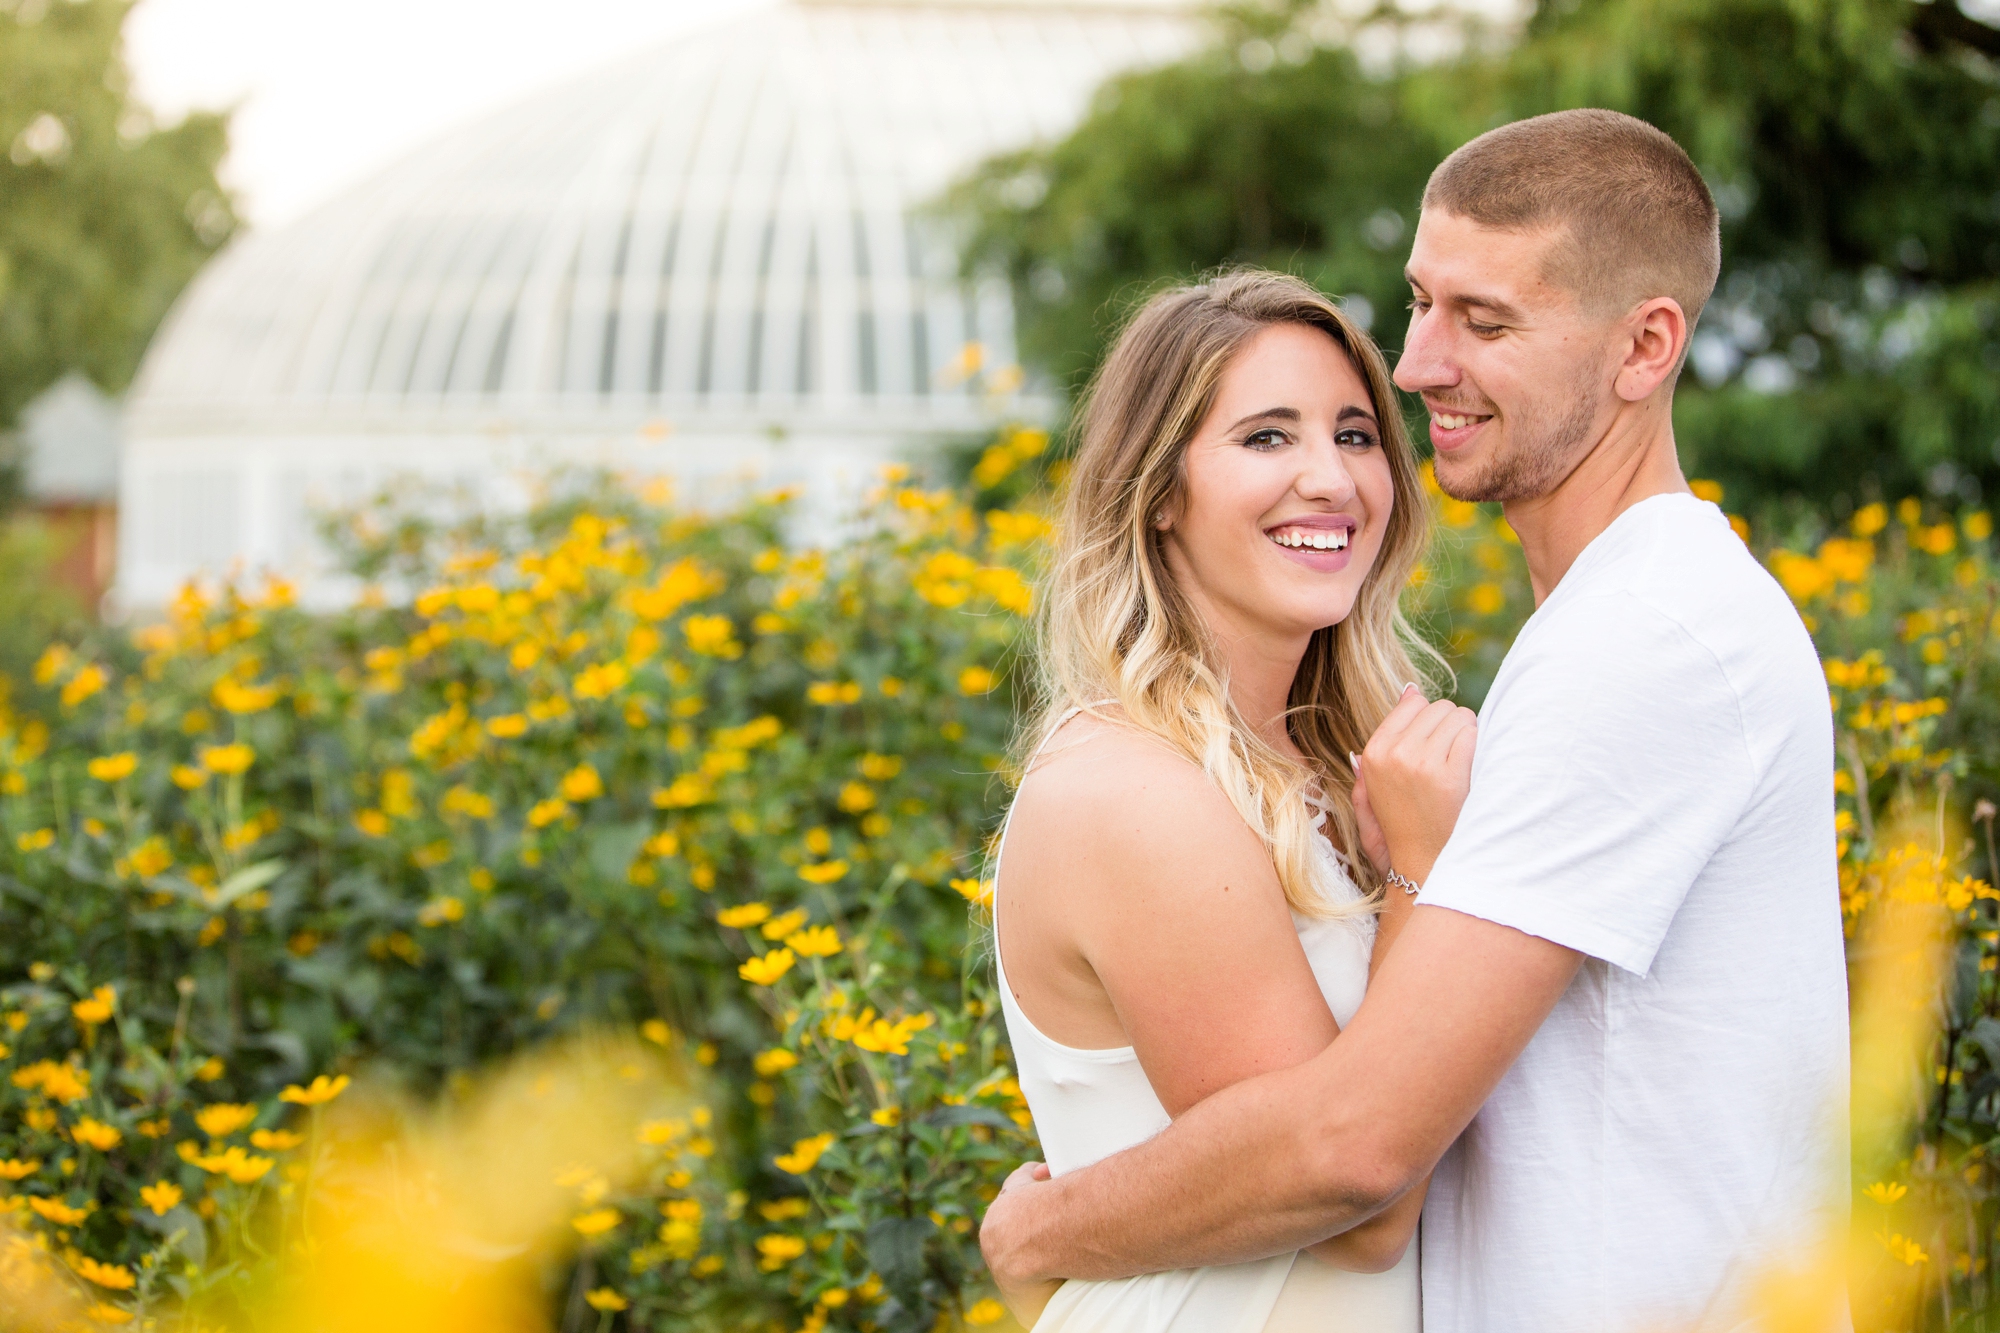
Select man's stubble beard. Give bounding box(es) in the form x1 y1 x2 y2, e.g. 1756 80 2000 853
1434 359 1602 505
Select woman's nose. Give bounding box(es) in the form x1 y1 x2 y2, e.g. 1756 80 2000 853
1296 443 1358 505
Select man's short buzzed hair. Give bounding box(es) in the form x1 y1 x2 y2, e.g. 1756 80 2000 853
1424 109 1721 326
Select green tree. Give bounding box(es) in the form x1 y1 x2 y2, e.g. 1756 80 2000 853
0 0 236 439
955 0 2000 519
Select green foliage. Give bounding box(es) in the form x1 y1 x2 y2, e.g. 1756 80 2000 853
0 0 236 434
953 0 2000 514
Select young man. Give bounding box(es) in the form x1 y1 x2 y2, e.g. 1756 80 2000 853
979 109 1849 1333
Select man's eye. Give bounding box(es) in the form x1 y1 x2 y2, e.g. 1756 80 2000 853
1244 429 1288 451
1468 321 1505 338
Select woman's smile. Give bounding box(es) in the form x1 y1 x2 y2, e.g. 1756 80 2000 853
1265 516 1358 572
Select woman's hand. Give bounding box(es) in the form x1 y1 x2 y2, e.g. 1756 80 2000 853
1357 685 1478 888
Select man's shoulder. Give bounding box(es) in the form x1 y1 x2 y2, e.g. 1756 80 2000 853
1538 496 1816 678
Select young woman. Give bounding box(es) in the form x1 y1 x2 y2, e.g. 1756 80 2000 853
991 270 1462 1331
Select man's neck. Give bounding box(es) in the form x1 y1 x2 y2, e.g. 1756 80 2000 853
1503 399 1688 605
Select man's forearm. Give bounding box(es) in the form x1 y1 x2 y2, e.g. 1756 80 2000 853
987 1052 1404 1282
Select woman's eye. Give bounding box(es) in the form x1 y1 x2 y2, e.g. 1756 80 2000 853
1244 429 1288 452
1335 429 1378 451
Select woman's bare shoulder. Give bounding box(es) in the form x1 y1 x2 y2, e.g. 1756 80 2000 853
1011 715 1268 878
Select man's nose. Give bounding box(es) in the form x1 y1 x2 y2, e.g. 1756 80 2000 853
1393 305 1456 395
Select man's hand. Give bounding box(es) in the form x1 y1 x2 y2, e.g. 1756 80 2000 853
983 1162 1062 1324
1360 685 1478 884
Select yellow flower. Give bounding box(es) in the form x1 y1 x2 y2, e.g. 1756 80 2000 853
1851 502 1889 537
1966 510 1994 541
871 1107 901 1127
966 1298 1008 1326
0 1159 39 1181
70 1255 136 1291
1863 1181 1909 1204
15 828 54 853
1688 478 1724 504
442 785 495 819
280 1074 351 1106
797 860 849 885
527 797 571 829
125 836 173 878
682 614 742 659
196 1103 258 1138
486 713 529 738
417 896 466 926
85 1304 133 1326
757 1197 810 1221
354 809 390 837
571 1207 621 1238
29 1196 90 1225
752 1048 798 1076
1465 583 1506 617
773 1132 836 1175
1884 1233 1929 1266
958 665 996 695
950 877 994 907
72 1118 122 1151
170 764 208 789
249 1128 304 1151
72 985 116 1027
739 950 796 986
87 753 137 782
851 1012 934 1056
14 1059 90 1103
61 664 109 708
786 926 842 958
560 764 604 803
212 677 280 714
755 1232 807 1270
194 1146 275 1183
639 1019 672 1046
837 781 876 813
806 680 861 706
199 743 255 775
584 1288 629 1312
139 1181 182 1215
760 908 808 940
194 1057 225 1081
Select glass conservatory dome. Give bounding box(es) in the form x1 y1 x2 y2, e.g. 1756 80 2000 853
118 0 1196 605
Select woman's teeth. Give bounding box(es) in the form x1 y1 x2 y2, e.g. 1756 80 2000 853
1269 529 1350 551
1434 412 1485 430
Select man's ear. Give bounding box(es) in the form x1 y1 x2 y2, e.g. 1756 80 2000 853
1614 297 1689 403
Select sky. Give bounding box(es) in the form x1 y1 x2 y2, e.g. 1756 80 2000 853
124 0 766 227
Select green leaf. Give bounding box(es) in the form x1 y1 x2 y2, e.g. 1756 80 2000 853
865 1215 932 1311
211 859 286 910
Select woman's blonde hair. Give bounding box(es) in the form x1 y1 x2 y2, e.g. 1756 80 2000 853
1024 269 1440 917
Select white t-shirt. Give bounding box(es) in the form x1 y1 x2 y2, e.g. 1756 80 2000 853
1417 494 1849 1333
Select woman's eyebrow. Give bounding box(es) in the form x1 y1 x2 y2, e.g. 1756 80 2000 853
1224 406 1302 432
1336 406 1378 425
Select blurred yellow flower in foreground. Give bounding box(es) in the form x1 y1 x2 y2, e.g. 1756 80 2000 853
797 860 848 885
966 1298 1008 1325
71 1118 121 1151
139 1181 182 1215
951 877 994 907
281 1074 352 1106
199 743 254 776
249 1040 681 1333
86 753 137 782
752 1048 798 1076
71 985 115 1027
773 1132 836 1175
196 1103 258 1138
584 1288 628 1312
716 902 770 929
739 950 795 986
570 1208 620 1238
0 1158 39 1181
171 764 208 789
28 1197 89 1226
958 666 996 695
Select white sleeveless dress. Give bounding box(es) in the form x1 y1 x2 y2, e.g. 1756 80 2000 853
993 720 1420 1333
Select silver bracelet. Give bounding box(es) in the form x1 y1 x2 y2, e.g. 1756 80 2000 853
1384 868 1421 897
